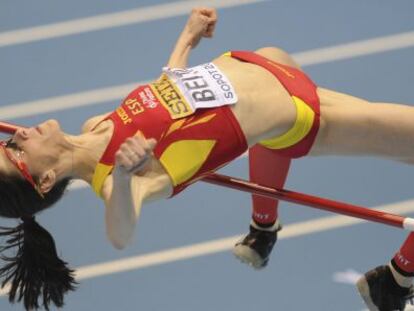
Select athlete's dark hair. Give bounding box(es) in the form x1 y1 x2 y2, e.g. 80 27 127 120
0 173 77 311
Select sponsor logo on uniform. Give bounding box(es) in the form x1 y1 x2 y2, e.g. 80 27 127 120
139 87 158 109
202 63 235 100
395 252 411 266
116 97 146 125
266 61 295 78
253 212 270 221
116 106 132 125
150 74 193 119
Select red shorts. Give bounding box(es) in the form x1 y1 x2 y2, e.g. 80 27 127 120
228 51 320 158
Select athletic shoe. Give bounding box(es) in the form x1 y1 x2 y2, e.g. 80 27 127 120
233 224 281 269
357 265 414 311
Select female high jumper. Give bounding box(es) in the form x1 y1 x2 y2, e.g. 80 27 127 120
0 7 412 311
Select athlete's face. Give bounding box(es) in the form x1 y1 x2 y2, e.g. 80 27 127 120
0 119 65 179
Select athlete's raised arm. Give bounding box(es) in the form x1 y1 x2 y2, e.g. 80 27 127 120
102 133 157 249
167 7 217 68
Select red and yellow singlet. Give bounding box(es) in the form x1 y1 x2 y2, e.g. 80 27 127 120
91 70 247 197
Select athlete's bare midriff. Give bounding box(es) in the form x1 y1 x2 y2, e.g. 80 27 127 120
212 55 298 146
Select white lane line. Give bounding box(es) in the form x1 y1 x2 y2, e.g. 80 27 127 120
1 198 414 296
0 82 143 120
333 269 362 285
2 30 414 120
0 0 264 48
294 30 414 66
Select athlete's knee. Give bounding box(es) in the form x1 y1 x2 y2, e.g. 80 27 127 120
254 47 300 68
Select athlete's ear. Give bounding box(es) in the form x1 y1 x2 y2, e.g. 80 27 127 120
38 169 57 194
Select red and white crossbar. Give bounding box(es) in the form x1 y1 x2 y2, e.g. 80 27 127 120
1 120 413 231
0 121 23 134
202 174 414 231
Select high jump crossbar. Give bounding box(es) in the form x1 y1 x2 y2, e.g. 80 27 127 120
1 120 413 231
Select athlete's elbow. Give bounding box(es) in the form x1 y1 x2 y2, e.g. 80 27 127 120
106 222 135 250
107 231 131 250
105 205 138 250
111 239 128 250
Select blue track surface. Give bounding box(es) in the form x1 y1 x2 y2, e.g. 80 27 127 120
1 1 414 310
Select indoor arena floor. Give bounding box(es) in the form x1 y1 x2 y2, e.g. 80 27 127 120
1 1 414 310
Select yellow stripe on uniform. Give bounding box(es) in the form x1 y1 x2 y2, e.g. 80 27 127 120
159 140 216 186
91 163 114 197
259 96 315 150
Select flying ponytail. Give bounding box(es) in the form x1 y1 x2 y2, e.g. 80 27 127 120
0 175 75 310
0 216 77 310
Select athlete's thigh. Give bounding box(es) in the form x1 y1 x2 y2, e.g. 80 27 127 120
311 89 414 158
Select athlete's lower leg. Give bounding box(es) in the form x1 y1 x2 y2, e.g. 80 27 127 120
391 232 414 283
357 233 414 310
233 145 291 269
249 145 291 228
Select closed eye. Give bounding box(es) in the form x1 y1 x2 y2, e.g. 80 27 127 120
5 139 21 152
6 139 16 149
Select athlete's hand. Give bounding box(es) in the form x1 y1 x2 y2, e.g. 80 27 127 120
113 133 157 176
185 7 217 48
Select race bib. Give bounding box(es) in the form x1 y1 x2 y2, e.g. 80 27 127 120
163 63 238 110
150 74 194 119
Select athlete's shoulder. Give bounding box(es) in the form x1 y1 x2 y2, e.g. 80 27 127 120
81 112 111 133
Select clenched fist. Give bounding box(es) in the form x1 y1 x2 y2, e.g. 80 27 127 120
185 7 218 48
114 132 157 175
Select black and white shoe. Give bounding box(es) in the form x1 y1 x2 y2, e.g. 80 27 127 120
233 223 281 269
357 265 414 311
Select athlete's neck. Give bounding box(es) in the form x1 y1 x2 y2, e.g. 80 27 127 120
64 128 112 184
